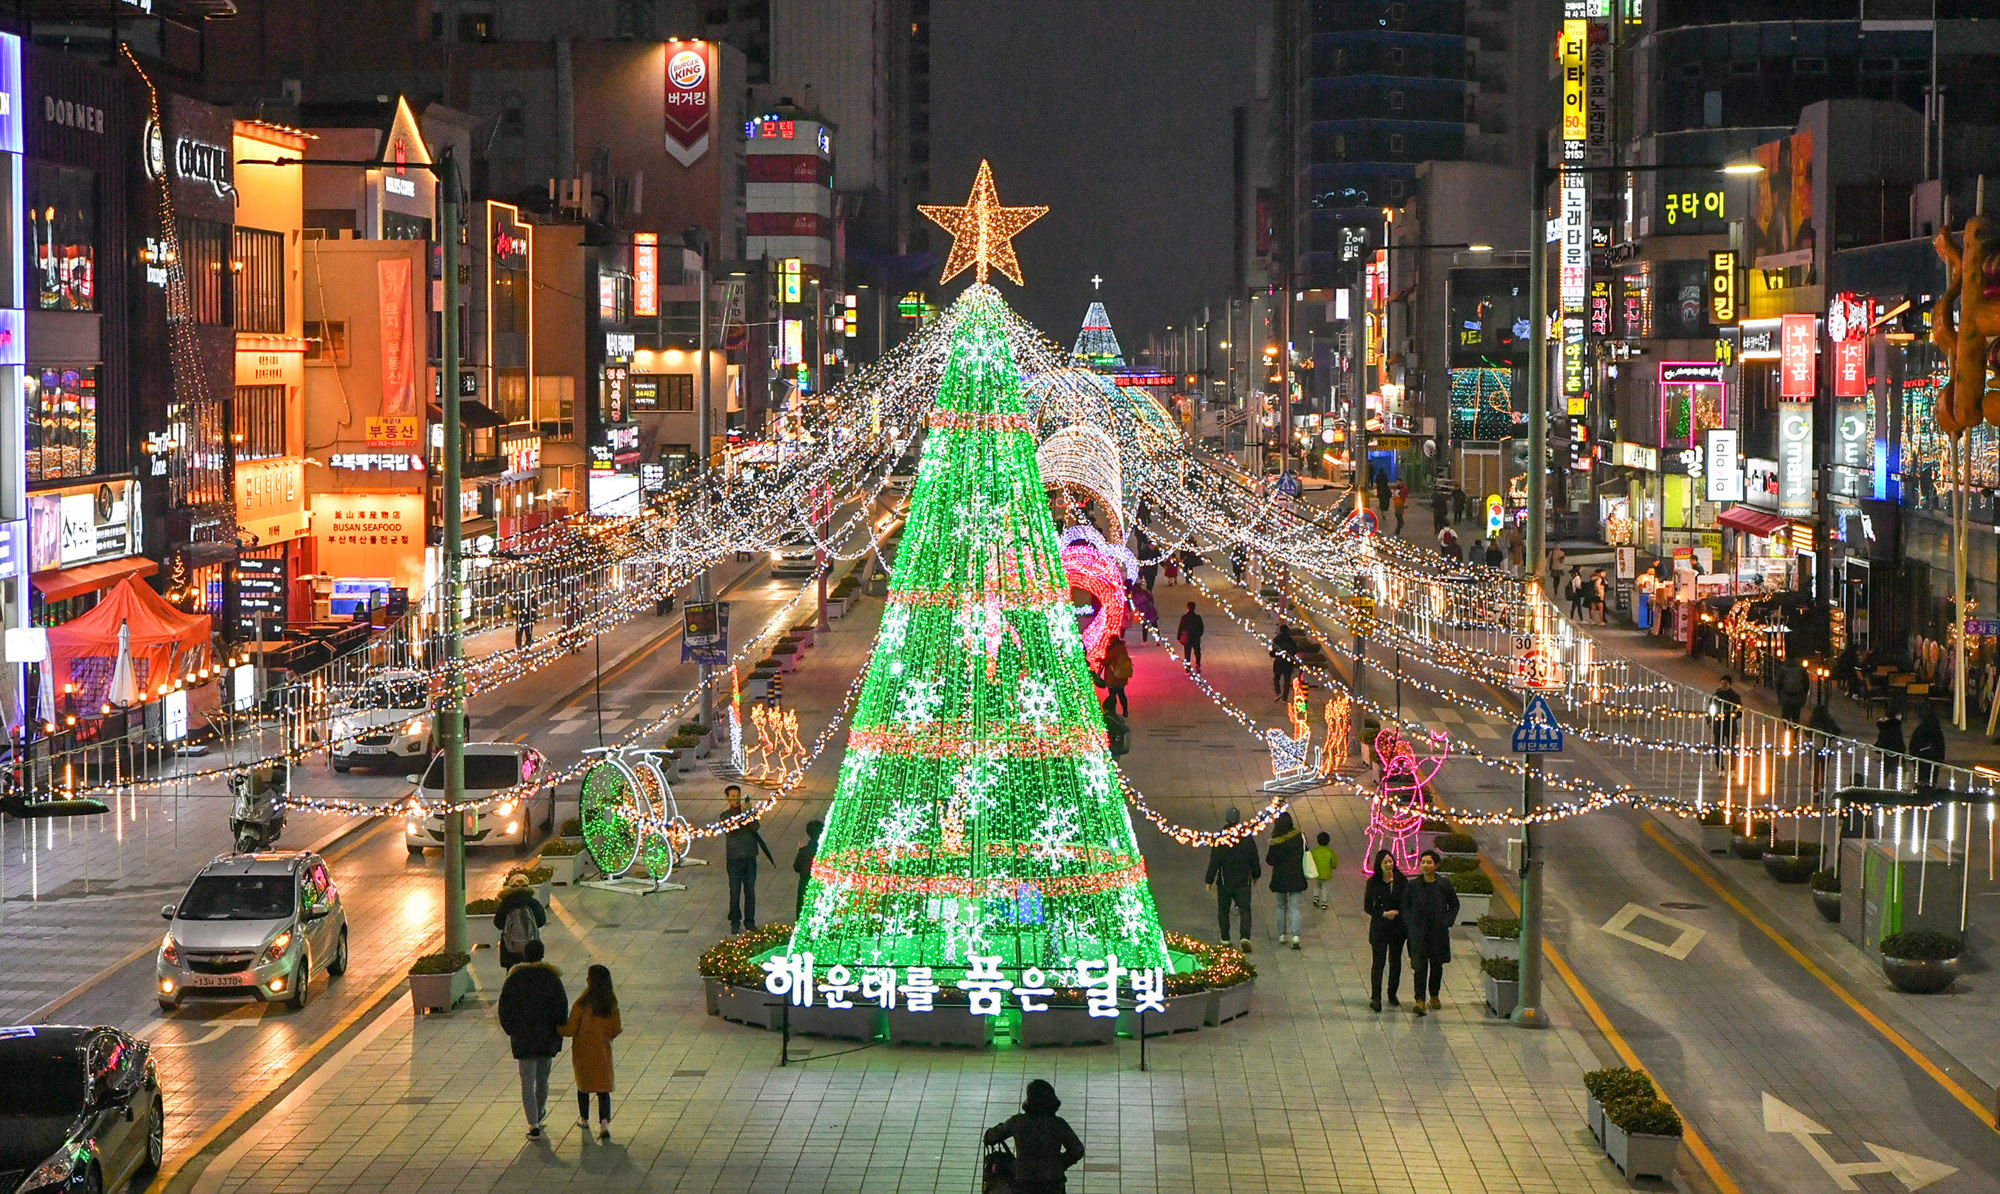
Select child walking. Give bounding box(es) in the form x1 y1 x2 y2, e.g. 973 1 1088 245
561 964 623 1141
1308 832 1337 908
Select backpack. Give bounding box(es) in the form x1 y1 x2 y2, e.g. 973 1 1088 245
1102 706 1132 757
502 902 540 955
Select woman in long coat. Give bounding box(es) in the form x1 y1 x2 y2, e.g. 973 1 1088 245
560 964 623 1141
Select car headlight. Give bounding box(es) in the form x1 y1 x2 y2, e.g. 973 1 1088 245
405 717 426 736
161 933 179 964
21 1150 76 1191
264 931 293 962
330 719 351 740
493 800 516 817
769 550 782 561
506 821 520 835
407 820 421 835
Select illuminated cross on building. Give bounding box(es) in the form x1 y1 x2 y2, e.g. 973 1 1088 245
1091 275 1103 290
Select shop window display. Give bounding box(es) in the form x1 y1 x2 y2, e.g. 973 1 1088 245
25 366 98 482
27 163 96 312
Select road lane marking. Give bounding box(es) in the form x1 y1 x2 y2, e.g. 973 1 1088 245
1642 818 1999 1133
1764 1092 1957 1190
1601 902 1706 959
1482 859 1742 1194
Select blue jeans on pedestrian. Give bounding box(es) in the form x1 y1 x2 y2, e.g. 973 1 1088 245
1274 890 1303 939
517 1055 552 1127
727 856 758 930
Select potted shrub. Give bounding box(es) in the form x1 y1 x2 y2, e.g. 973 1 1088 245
1481 956 1519 1017
1445 869 1493 924
1170 934 1256 1025
465 897 502 948
1123 972 1210 1038
1810 869 1842 923
505 864 554 905
1603 1093 1682 1181
558 816 583 843
1880 930 1962 994
886 997 993 1047
791 623 816 650
1583 1068 1654 1145
1698 808 1733 854
1434 855 1481 875
1417 819 1454 857
787 1000 883 1042
408 951 473 1013
1731 822 1773 860
1434 832 1479 859
699 927 791 1026
1477 915 1520 961
1762 843 1821 884
1016 991 1119 1047
538 838 586 885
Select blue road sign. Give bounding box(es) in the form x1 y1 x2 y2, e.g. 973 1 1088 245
1512 693 1565 754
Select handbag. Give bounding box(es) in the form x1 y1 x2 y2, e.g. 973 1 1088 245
982 1141 1015 1194
1302 850 1320 881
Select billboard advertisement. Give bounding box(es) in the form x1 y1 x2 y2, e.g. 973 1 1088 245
664 41 713 167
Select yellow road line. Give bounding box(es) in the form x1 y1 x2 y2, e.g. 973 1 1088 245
1484 860 1743 1194
1641 818 1997 1132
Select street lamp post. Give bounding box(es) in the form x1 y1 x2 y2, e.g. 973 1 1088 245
438 147 468 957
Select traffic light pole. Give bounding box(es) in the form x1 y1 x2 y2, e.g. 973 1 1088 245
439 148 467 958
696 265 714 733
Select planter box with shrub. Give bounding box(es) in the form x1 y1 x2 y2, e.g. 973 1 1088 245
1478 915 1520 961
786 1003 882 1041
1481 956 1518 1017
717 984 781 1028
1433 855 1481 875
1446 870 1493 924
1206 980 1255 1025
465 899 502 948
539 841 586 885
887 1005 993 1047
558 817 583 843
1434 832 1479 859
704 977 724 1016
1015 1006 1118 1047
1583 1068 1655 1147
504 866 554 906
408 952 474 1013
1122 991 1207 1037
1732 828 1774 860
1698 809 1733 854
1811 870 1842 923
1761 843 1821 884
1880 930 1962 994
1603 1093 1682 1181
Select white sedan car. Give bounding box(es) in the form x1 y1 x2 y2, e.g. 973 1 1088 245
330 672 435 773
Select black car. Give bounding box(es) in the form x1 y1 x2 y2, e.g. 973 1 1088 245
0 1025 163 1194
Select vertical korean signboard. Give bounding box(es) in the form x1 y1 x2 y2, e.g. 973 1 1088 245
633 232 658 317
1777 403 1814 517
663 40 712 167
1779 313 1815 398
1560 20 1587 163
1707 250 1737 325
1559 18 1589 406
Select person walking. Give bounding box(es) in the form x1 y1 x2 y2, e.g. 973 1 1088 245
1176 602 1205 672
1270 625 1299 700
1204 807 1260 952
1130 585 1159 639
496 939 569 1139
1483 537 1504 568
1391 481 1408 536
1229 545 1247 584
1565 567 1586 621
1451 485 1468 525
1099 636 1134 716
1363 850 1407 1012
1547 543 1567 587
494 872 547 970
984 1079 1084 1194
1775 658 1811 724
1909 705 1947 789
1374 472 1392 513
1308 832 1337 908
1437 525 1460 562
722 785 774 933
514 589 536 649
1139 559 1158 591
1588 569 1608 624
1431 488 1449 534
1711 677 1742 771
1161 554 1180 587
1401 851 1460 1014
560 964 622 1141
1265 811 1307 949
793 819 823 918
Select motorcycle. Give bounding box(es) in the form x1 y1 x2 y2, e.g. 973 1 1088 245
229 762 289 853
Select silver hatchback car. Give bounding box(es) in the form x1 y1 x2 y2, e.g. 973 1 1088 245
156 851 348 1013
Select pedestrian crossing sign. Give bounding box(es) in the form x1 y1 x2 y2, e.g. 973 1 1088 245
1511 694 1564 753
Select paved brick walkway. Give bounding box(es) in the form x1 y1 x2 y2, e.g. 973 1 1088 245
178 568 1640 1194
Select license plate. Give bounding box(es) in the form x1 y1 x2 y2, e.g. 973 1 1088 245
186 972 247 988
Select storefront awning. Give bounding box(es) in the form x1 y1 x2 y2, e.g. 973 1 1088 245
428 400 508 429
31 556 159 603
1717 506 1788 538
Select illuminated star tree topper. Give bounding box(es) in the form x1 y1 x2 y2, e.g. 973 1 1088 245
919 160 1049 286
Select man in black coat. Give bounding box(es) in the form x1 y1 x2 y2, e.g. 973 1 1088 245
1176 602 1206 672
793 818 823 917
1203 807 1261 952
723 785 775 933
496 940 568 1138
1401 851 1460 1015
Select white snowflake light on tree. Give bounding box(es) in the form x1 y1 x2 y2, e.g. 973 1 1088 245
879 604 911 652
896 677 945 727
953 754 1005 818
876 802 931 860
1031 803 1082 866
1047 605 1084 652
1017 678 1059 726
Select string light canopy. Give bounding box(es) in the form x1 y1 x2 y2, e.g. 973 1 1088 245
919 160 1048 286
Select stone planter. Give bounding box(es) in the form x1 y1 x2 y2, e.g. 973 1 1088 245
703 977 724 1016
1205 980 1254 1025
1812 890 1843 923
1456 893 1491 925
1762 853 1818 884
1881 954 1959 994
1439 850 1480 865
1483 972 1518 1017
466 918 501 949
787 1003 882 1042
1480 934 1518 962
408 965 474 1014
1700 823 1733 854
1014 1006 1117 1047
791 626 815 649
827 598 847 620
1417 830 1448 857
540 852 584 886
1122 991 1207 1037
1604 1119 1679 1181
1731 835 1769 861
1587 1094 1604 1145
770 652 798 673
717 983 780 1028
886 1005 993 1047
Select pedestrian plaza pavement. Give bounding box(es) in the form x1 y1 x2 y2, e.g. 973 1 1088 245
181 572 1654 1194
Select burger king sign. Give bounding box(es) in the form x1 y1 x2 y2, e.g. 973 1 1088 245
664 41 712 166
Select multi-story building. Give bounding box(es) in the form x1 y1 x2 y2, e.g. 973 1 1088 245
745 102 837 408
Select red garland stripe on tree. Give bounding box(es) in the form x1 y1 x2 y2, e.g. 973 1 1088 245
886 587 1069 608
809 861 1151 899
846 723 1109 758
925 410 1033 433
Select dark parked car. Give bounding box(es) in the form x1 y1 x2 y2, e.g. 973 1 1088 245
0 1024 163 1193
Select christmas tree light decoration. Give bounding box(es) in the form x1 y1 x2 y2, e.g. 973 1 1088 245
1072 300 1127 371
787 285 1170 977
919 160 1048 286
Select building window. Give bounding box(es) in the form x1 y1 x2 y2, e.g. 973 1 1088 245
24 365 98 482
458 12 495 41
1794 58 1827 74
1730 59 1760 76
383 212 431 241
1389 133 1406 154
233 226 284 333
661 374 695 411
303 319 349 365
493 367 529 422
1388 89 1405 109
27 164 97 312
1386 46 1405 69
233 384 286 461
177 217 232 327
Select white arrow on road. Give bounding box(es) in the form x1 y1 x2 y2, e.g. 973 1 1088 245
1763 1093 1957 1191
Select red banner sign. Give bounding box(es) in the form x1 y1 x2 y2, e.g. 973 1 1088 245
1833 337 1866 397
634 232 658 317
1780 313 1815 398
663 41 712 167
378 257 415 417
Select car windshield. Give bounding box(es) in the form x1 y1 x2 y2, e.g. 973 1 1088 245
0 1039 85 1116
178 874 296 920
421 753 521 791
355 679 426 711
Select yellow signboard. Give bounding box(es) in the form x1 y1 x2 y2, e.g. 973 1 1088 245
1708 249 1737 325
1561 20 1588 145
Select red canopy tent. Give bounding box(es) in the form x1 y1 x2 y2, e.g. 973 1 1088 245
47 577 212 711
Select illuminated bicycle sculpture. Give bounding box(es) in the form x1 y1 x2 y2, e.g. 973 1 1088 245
579 748 695 893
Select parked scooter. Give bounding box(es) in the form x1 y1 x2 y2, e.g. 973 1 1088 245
229 762 289 853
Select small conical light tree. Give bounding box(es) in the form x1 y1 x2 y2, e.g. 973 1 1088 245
789 286 1169 975
1072 300 1127 371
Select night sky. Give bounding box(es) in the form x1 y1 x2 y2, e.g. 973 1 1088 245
930 0 1258 360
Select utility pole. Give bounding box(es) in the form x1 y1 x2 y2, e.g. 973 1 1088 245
438 147 467 957
696 261 714 732
1514 152 1552 1030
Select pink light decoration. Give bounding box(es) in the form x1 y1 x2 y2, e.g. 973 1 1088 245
1059 541 1128 668
1363 724 1447 876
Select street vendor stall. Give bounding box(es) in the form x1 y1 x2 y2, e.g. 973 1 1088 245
46 576 213 712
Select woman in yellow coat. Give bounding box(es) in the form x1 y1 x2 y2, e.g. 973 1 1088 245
560 964 622 1140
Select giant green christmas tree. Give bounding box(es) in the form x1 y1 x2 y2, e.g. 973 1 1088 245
788 286 1170 976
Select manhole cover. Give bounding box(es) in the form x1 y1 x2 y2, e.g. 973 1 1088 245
1660 901 1708 910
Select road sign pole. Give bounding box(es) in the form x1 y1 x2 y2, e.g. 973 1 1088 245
1513 752 1546 1027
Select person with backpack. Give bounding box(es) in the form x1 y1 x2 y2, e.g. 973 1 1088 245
723 785 774 934
1100 696 1132 757
1270 625 1299 700
560 963 623 1142
984 1079 1083 1194
496 940 568 1139
793 819 823 917
494 873 547 969
1099 637 1134 716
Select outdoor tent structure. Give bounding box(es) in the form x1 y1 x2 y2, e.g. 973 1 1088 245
46 577 212 712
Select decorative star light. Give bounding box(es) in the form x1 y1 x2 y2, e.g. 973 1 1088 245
919 159 1048 286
